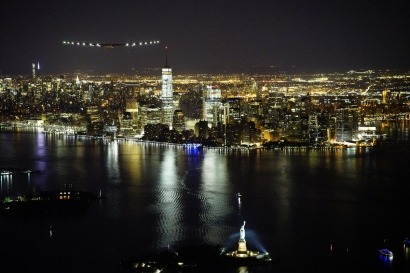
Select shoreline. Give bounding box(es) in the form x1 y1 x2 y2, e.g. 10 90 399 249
1 122 407 151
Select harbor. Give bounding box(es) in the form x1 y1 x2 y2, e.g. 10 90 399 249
1 130 410 272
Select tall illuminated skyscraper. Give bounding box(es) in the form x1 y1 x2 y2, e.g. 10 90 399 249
32 63 36 79
203 85 222 126
161 47 173 129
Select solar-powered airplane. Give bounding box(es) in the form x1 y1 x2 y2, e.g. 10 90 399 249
62 40 160 49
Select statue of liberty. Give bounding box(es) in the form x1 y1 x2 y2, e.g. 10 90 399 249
240 221 246 241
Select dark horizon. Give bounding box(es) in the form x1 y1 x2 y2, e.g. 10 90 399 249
3 60 410 78
2 65 409 79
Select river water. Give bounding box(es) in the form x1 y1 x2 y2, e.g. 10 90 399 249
1 127 410 273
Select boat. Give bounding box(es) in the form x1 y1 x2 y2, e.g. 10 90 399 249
97 189 106 199
1 184 99 217
379 248 393 258
1 170 12 175
0 168 40 175
404 238 410 247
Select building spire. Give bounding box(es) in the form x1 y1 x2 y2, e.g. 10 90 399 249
164 46 169 68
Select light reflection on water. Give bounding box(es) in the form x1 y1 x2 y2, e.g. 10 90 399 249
152 149 237 247
1 130 410 273
156 149 184 246
237 266 249 273
0 174 13 194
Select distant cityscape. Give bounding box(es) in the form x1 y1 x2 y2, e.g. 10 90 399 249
1 64 410 148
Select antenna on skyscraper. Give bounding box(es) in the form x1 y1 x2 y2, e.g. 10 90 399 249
164 46 169 68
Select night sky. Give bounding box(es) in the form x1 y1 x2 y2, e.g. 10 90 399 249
1 0 409 75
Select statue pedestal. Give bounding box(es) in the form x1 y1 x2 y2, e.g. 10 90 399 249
237 239 247 253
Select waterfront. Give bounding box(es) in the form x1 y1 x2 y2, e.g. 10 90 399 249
1 130 410 272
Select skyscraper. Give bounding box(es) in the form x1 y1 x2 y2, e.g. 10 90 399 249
172 109 185 132
32 63 36 79
161 47 173 129
203 85 222 126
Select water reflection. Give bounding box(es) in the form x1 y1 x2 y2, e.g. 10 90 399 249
156 149 182 246
152 149 236 247
378 253 393 272
201 153 232 244
0 174 12 194
106 142 120 184
1 130 410 273
237 266 249 273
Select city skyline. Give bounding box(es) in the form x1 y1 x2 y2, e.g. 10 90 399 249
1 0 409 75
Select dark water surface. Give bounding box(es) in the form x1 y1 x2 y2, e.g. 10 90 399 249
1 130 410 273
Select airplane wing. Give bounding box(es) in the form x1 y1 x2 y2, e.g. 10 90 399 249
62 41 160 48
